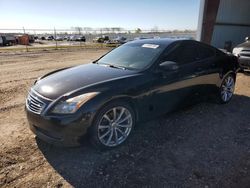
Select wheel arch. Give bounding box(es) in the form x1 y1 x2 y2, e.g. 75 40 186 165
221 70 236 84
97 96 139 122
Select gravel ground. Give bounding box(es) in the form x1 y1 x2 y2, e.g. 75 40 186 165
0 49 250 188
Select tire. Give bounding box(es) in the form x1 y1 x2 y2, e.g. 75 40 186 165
89 101 135 149
218 73 235 104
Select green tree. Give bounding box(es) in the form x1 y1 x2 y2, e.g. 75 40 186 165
135 28 142 34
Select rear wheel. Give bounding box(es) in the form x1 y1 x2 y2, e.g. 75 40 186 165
90 101 135 149
218 74 235 103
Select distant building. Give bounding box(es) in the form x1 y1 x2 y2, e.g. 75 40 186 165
16 34 35 45
16 34 29 45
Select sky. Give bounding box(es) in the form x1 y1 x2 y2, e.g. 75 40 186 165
0 0 200 30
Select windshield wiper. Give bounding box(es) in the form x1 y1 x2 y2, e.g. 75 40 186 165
108 64 126 70
99 63 126 70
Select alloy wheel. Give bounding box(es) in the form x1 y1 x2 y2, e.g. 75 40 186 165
221 75 235 102
97 106 133 147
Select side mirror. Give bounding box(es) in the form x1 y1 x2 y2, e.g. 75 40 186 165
245 37 250 42
159 61 179 71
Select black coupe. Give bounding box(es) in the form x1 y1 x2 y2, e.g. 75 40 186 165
26 39 239 148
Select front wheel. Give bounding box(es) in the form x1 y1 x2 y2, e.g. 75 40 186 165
218 74 235 103
90 101 135 149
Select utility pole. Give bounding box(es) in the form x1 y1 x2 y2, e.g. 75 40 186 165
23 27 28 52
54 27 58 49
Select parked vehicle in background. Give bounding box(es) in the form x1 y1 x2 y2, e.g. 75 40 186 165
233 37 250 71
25 39 239 149
106 36 127 44
93 37 102 43
67 35 85 42
75 36 86 42
40 36 46 40
28 35 35 43
1 35 16 46
68 35 77 41
55 36 64 41
46 36 54 40
64 36 69 40
93 35 109 43
134 37 149 40
0 36 3 46
67 36 73 41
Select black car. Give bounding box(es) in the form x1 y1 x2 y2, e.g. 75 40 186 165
75 36 86 42
93 36 109 43
1 36 16 46
46 36 54 40
25 39 239 148
106 36 127 45
233 37 250 70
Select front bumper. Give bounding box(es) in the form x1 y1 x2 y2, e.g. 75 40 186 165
239 56 250 70
26 107 93 147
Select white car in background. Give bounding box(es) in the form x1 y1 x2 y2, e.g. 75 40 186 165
233 37 250 71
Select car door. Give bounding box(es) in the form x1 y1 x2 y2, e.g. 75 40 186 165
192 42 220 95
150 41 200 116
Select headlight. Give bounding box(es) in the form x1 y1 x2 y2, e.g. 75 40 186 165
232 47 242 56
51 92 99 114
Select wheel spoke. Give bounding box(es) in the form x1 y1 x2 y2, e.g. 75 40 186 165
98 125 110 129
118 114 131 124
116 127 127 138
223 92 227 101
106 129 114 145
114 128 118 144
100 129 111 139
115 108 125 123
103 114 111 122
113 108 117 121
117 123 132 128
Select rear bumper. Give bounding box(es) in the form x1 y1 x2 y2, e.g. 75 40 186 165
26 107 93 147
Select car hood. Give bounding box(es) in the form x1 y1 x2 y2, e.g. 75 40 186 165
33 63 138 99
237 41 250 48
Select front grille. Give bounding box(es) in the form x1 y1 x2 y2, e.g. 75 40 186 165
26 93 45 114
240 50 250 57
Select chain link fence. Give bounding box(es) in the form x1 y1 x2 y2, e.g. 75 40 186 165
0 28 196 52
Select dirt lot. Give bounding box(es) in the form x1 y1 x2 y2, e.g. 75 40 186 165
1 49 250 188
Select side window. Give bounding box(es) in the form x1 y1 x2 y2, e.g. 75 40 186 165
162 42 199 65
197 44 215 59
161 43 182 63
177 43 199 64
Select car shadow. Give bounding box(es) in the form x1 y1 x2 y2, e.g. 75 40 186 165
37 94 250 188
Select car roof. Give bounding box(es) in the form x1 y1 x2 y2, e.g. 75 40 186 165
127 38 190 48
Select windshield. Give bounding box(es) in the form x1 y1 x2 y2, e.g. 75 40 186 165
97 43 164 70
